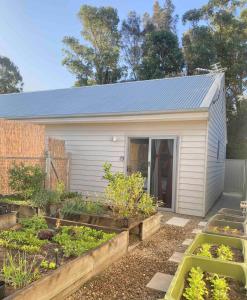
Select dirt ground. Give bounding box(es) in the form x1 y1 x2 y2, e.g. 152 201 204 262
67 212 202 300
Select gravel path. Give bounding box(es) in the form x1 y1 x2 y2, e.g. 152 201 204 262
67 213 201 300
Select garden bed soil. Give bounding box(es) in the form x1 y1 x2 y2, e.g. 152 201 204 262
194 244 244 262
181 271 247 300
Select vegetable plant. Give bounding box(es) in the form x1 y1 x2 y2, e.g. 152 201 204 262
183 267 208 300
2 252 40 289
216 245 233 261
210 274 229 300
31 189 61 213
53 225 115 257
61 197 105 217
40 260 56 270
8 163 45 199
197 243 212 258
20 216 48 232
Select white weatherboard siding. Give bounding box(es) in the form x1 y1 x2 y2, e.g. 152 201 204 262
205 75 226 214
45 120 207 217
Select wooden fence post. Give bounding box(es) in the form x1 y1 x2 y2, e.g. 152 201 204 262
45 151 51 190
66 153 71 191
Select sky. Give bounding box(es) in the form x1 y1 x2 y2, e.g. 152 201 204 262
0 0 207 92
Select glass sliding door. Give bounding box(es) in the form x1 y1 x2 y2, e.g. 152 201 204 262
127 138 149 190
150 139 175 209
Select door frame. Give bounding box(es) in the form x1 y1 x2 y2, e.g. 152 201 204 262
126 135 178 212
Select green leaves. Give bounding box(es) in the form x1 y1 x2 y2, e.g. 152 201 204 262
197 243 213 258
210 274 230 300
0 55 23 94
183 267 208 300
216 245 233 261
62 5 122 86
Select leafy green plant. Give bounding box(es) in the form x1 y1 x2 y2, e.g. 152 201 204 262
216 245 233 261
60 191 80 201
137 193 156 216
197 243 212 258
53 225 115 257
210 274 229 300
61 197 105 217
40 260 56 270
103 163 156 218
183 267 208 300
2 252 40 289
8 163 45 199
19 216 48 232
31 189 61 211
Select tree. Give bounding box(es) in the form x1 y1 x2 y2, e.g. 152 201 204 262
137 30 183 80
62 5 122 86
144 0 178 33
121 11 143 80
182 0 247 158
182 26 217 75
0 56 23 94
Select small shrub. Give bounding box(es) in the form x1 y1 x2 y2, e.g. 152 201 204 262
216 245 233 261
61 197 105 217
8 163 45 199
197 243 212 258
183 267 208 300
2 252 40 289
210 274 229 300
103 163 156 218
137 193 156 216
31 189 61 211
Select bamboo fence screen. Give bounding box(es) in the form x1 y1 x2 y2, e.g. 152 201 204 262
0 120 69 195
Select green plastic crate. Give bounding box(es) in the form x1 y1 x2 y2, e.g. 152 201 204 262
185 232 247 263
204 214 246 238
164 256 247 300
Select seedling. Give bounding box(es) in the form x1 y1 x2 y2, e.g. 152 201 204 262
183 267 208 300
197 243 212 258
210 274 229 300
216 245 233 261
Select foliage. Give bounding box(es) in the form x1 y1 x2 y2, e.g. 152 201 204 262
53 225 115 257
103 163 156 218
56 181 65 196
197 243 212 258
137 30 183 80
61 197 105 217
143 0 178 33
182 26 217 75
19 216 48 232
0 230 46 253
2 252 40 289
183 267 208 300
0 55 23 94
0 197 32 206
137 193 156 217
40 260 56 270
182 0 247 158
121 11 143 80
9 163 45 200
216 244 233 261
31 189 61 210
210 274 229 300
62 5 123 86
60 191 80 201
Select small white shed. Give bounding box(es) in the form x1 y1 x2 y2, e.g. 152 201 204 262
0 73 226 217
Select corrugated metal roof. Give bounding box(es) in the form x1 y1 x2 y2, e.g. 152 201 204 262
0 74 219 119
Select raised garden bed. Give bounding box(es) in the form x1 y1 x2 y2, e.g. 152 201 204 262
0 216 128 300
218 208 244 218
0 211 17 230
0 199 38 218
62 212 162 242
204 215 246 238
185 233 247 263
165 256 247 300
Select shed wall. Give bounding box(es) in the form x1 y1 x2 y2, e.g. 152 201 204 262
45 120 208 216
205 76 226 214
